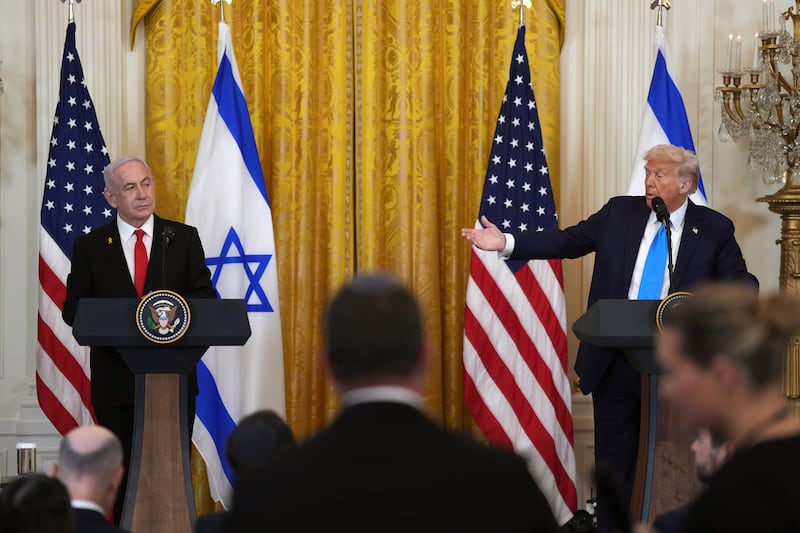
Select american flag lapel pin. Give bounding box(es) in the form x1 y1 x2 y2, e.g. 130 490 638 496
692 227 698 235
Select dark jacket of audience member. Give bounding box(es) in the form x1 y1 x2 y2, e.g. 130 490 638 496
54 425 128 533
193 410 295 533
230 273 559 532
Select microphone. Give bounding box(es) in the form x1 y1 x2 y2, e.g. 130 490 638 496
651 196 675 294
652 196 670 225
160 226 175 288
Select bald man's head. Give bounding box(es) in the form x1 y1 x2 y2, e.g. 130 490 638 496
58 425 122 479
55 425 124 510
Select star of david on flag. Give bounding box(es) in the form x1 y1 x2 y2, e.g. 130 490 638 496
206 228 273 312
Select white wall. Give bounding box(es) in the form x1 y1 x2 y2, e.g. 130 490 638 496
0 0 144 477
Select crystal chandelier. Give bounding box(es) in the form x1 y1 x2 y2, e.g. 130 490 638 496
716 1 800 187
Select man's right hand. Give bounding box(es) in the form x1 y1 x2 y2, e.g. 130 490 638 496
460 215 507 252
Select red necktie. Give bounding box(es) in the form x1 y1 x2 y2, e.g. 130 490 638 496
133 229 147 297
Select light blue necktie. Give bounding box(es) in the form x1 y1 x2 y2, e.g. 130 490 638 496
638 224 667 299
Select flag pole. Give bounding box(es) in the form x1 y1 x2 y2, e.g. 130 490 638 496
650 0 672 28
211 0 232 23
60 0 81 24
511 0 532 28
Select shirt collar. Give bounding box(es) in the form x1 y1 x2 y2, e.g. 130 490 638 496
71 499 106 515
341 385 424 409
647 198 688 229
670 198 689 229
117 214 154 241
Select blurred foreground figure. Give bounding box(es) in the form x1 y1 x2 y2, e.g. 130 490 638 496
0 473 73 533
231 273 559 532
54 425 128 533
657 282 800 532
194 410 295 533
651 428 732 533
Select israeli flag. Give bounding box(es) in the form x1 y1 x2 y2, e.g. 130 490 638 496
186 21 285 508
627 26 707 205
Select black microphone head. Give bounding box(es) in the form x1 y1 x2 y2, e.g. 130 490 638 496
652 196 669 223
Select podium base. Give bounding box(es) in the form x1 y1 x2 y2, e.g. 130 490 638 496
121 373 195 532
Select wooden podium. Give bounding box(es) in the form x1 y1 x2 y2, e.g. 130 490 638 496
573 299 698 523
72 298 250 533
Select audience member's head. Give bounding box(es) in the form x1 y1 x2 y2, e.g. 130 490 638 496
657 282 800 438
0 473 74 533
691 428 731 485
324 273 426 391
53 425 124 516
225 410 296 480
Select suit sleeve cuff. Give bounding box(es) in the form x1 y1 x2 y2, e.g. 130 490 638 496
499 233 515 259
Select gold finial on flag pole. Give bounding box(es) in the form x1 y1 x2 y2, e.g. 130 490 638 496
211 0 232 23
650 0 672 28
60 0 82 24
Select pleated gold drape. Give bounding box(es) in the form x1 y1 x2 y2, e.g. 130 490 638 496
131 0 564 514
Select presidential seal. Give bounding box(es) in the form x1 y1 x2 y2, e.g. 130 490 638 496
136 290 191 344
655 291 692 333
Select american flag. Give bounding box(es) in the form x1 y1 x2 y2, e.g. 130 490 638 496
462 24 576 524
36 21 112 435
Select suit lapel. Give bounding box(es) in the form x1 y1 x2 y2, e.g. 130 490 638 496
673 199 702 289
622 199 651 288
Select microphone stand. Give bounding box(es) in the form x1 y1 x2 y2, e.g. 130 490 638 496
160 227 175 289
662 219 674 294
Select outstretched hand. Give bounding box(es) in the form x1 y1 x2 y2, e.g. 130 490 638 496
460 215 506 252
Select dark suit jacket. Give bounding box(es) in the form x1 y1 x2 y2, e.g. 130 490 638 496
652 503 689 533
194 510 229 533
62 215 216 406
73 507 130 533
510 196 758 393
231 402 559 532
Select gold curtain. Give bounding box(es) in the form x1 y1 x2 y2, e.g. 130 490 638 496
132 0 564 514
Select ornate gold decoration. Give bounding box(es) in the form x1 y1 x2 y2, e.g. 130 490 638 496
717 0 800 413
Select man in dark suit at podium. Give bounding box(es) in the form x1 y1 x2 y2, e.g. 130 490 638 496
231 273 559 532
62 156 217 522
461 144 757 532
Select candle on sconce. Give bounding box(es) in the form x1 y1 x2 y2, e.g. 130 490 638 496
736 34 742 70
763 0 769 32
753 32 760 67
770 0 776 32
726 33 734 70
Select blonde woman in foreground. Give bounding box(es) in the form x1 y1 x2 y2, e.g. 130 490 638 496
654 282 800 532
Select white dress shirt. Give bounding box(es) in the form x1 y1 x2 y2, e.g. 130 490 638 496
116 214 154 285
71 499 106 514
627 199 687 299
341 385 424 409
